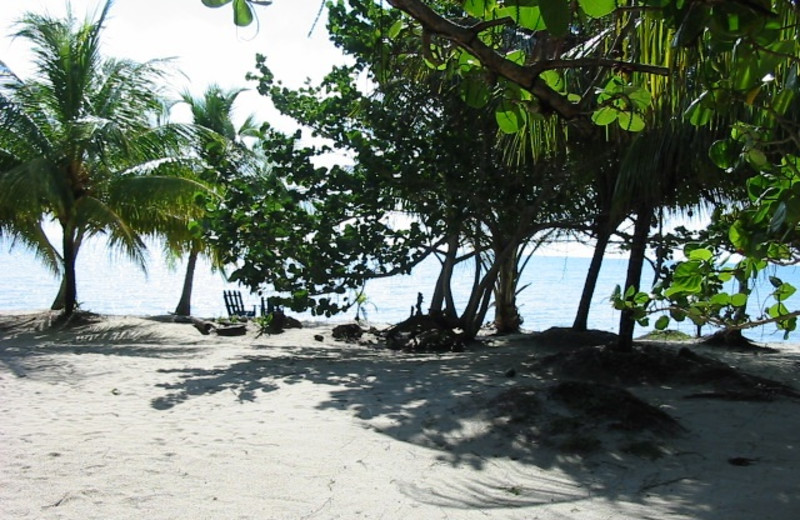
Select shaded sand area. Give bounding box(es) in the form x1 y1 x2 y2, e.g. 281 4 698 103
1 312 799 519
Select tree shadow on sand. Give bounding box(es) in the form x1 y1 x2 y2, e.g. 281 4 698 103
0 312 205 378
148 328 800 519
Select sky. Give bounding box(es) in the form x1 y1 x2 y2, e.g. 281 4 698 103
0 0 346 132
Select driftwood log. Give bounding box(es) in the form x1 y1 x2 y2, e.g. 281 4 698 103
190 317 247 336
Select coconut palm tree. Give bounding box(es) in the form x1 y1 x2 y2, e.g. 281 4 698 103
170 84 259 317
0 1 205 316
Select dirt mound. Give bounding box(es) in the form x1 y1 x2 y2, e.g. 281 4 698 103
535 327 619 348
531 344 800 400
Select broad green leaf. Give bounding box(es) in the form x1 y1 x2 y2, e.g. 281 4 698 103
670 308 687 322
232 0 254 26
626 86 652 110
773 283 797 300
539 0 571 37
464 0 494 18
773 89 795 116
496 6 546 31
617 111 645 132
768 302 789 318
655 315 670 330
457 50 480 72
667 260 704 295
761 41 797 77
495 100 524 134
592 106 618 125
769 276 783 288
732 61 758 92
578 0 617 18
709 293 731 306
506 50 526 65
731 293 748 307
202 0 232 6
685 95 713 126
687 248 713 262
709 139 737 169
541 70 565 92
387 19 405 39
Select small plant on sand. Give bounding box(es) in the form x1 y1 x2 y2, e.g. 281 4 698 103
253 314 274 337
354 291 377 322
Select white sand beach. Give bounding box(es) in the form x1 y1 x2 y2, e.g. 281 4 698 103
1 312 799 519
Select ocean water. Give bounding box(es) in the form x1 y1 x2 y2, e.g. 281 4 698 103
2 235 799 342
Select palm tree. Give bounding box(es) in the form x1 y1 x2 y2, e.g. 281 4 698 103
170 84 259 317
0 1 205 316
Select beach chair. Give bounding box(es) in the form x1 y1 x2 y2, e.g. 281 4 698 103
223 290 256 319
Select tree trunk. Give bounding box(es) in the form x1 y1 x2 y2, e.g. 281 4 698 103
51 278 66 311
572 228 611 331
174 246 199 317
61 227 79 316
494 245 522 333
51 229 82 313
429 233 459 323
617 207 651 351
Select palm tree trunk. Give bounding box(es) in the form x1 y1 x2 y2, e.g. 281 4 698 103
572 227 612 331
51 278 66 311
617 207 651 351
61 227 79 316
174 246 199 316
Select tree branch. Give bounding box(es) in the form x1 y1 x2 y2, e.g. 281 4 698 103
387 0 670 132
387 0 585 122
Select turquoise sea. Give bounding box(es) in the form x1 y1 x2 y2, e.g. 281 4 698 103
2 235 799 343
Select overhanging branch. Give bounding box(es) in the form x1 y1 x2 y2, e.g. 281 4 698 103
387 0 669 127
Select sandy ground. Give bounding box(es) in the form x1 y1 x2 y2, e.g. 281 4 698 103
1 312 799 520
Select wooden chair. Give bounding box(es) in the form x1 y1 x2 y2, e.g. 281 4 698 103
223 290 256 318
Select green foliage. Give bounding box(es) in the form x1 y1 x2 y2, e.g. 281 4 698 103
205 0 588 334
202 1 800 339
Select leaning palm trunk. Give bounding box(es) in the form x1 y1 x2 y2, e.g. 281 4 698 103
617 205 652 351
573 226 612 331
174 244 200 316
51 279 66 311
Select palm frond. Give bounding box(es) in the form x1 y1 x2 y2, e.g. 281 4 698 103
75 194 148 271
